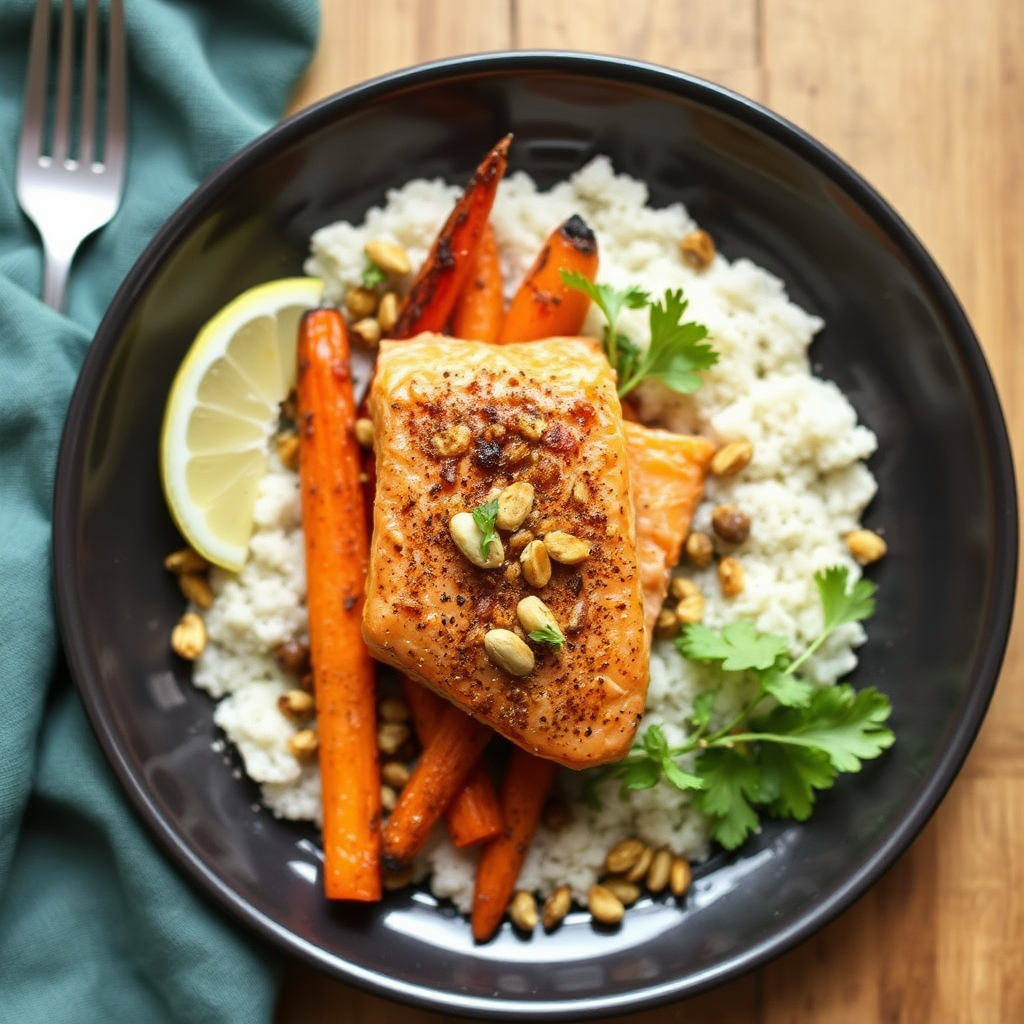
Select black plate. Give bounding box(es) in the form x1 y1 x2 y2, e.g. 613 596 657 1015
52 52 1017 1018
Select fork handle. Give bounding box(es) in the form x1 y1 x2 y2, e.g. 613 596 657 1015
42 244 74 312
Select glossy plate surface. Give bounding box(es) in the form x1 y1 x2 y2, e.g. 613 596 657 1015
53 53 1017 1018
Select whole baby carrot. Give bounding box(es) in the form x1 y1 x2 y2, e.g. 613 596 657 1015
495 214 599 342
471 747 558 942
392 135 511 338
451 220 505 342
381 703 494 865
399 677 503 847
297 307 381 902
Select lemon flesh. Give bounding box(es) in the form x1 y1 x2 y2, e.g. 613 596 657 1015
160 277 323 571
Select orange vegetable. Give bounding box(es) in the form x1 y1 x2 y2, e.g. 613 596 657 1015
471 748 558 942
451 221 504 342
381 703 494 865
399 678 503 847
625 422 716 633
296 308 381 901
392 135 511 338
495 214 598 343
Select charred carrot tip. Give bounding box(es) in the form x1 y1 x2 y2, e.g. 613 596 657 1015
496 213 600 343
393 136 512 339
560 213 598 255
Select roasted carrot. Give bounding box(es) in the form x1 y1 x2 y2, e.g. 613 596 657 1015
381 703 494 865
399 677 503 847
296 308 381 902
471 748 558 942
495 214 599 343
392 135 512 338
450 221 504 342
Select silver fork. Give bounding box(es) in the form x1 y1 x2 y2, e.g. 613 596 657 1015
16 0 127 312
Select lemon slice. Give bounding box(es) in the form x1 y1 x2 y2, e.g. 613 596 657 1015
160 277 323 572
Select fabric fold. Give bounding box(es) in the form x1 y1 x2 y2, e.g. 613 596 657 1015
0 2 320 1021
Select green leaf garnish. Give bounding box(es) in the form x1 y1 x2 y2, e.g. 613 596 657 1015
560 270 717 397
582 565 893 850
688 690 717 733
471 498 500 560
679 620 790 672
528 623 566 648
361 257 386 288
691 747 770 849
559 270 649 333
628 289 717 396
788 566 877 674
761 667 815 709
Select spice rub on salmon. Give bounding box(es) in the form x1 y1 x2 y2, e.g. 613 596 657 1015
362 335 649 768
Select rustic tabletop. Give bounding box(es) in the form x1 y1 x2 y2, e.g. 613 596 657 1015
277 2 1023 1021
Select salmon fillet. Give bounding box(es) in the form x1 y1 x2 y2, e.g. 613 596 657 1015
625 423 715 633
362 335 648 768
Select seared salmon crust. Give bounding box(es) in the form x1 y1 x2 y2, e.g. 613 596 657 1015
363 336 649 768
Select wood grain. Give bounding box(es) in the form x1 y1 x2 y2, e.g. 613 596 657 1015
279 0 1024 1020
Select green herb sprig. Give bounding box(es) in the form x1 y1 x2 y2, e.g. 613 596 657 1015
583 566 893 850
471 497 500 560
528 622 567 648
361 257 386 288
560 270 718 397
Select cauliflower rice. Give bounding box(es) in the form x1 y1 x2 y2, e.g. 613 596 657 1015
192 157 878 913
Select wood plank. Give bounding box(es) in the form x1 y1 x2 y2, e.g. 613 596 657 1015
289 0 513 110
515 0 757 68
515 0 762 99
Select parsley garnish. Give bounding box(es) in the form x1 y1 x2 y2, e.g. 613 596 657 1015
361 256 386 288
583 566 893 849
560 270 718 397
528 623 567 648
471 498 500 560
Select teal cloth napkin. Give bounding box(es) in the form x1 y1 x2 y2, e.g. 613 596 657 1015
0 2 320 1020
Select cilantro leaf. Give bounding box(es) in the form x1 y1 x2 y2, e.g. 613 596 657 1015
692 748 767 849
528 623 566 648
758 742 836 820
559 271 715 397
663 760 704 791
679 620 790 672
471 498 500 560
753 685 894 773
585 565 892 852
622 759 663 791
688 690 717 733
559 270 648 331
641 722 671 757
361 257 386 288
817 566 877 633
761 667 814 709
788 566 877 674
633 289 718 395
640 725 702 789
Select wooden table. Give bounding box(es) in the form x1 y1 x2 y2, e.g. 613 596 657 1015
279 2 1024 1021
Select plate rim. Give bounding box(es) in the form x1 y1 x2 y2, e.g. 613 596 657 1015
52 50 1019 1018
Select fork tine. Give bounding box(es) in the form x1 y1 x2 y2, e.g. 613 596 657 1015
18 0 52 165
104 0 127 183
51 0 75 166
16 0 129 311
79 0 99 168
